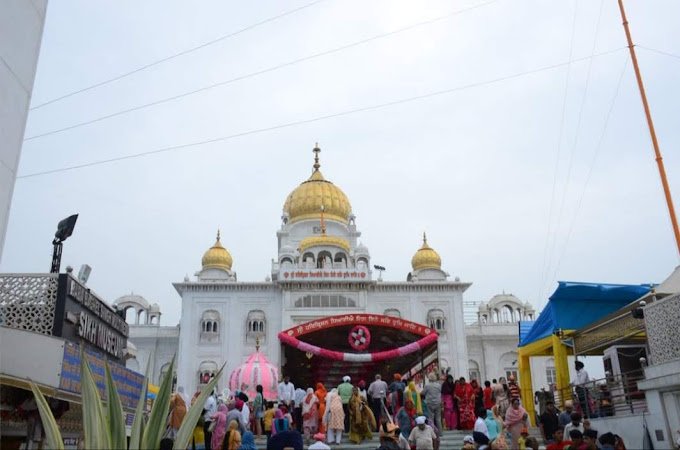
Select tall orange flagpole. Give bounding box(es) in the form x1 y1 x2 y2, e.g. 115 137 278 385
618 0 680 256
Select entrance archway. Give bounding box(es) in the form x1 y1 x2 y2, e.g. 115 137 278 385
278 314 439 387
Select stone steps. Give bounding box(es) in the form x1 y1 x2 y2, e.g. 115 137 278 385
252 427 543 449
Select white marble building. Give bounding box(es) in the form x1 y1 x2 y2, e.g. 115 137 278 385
122 147 538 396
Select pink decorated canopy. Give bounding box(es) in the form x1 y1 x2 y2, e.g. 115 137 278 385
229 350 279 400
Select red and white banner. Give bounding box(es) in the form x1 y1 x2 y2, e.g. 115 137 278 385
277 314 438 363
281 313 434 338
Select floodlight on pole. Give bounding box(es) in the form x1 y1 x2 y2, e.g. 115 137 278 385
373 265 386 281
51 214 78 273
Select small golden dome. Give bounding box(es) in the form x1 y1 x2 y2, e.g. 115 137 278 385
201 230 233 271
411 232 442 271
299 235 350 253
283 145 352 224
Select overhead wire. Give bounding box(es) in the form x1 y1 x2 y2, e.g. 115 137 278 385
552 57 629 277
637 45 680 61
549 0 605 284
537 0 579 304
16 47 625 180
24 0 500 142
29 0 328 110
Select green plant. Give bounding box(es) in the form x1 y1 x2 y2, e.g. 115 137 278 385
29 350 224 450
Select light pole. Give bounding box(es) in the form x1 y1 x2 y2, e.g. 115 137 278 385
50 214 78 273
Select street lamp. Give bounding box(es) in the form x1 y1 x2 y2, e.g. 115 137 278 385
50 214 78 273
373 265 386 281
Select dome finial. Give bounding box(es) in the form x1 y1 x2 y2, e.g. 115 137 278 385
216 228 221 242
423 231 428 246
313 143 321 171
255 335 261 352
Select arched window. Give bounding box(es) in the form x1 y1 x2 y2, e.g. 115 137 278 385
468 360 480 382
200 310 220 343
294 294 357 308
280 257 293 265
198 360 218 385
384 308 401 318
502 305 514 323
317 251 332 268
427 309 446 332
333 252 347 268
246 310 266 343
302 252 315 267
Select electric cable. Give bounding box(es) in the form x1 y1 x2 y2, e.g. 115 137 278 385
16 47 625 180
552 57 629 278
24 0 500 141
29 0 328 110
550 0 605 284
537 0 579 304
637 45 680 61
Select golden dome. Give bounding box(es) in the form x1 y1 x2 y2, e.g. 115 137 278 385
299 235 350 253
411 232 442 271
283 145 352 224
201 231 233 271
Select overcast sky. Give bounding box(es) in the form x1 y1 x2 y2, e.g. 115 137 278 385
3 0 680 327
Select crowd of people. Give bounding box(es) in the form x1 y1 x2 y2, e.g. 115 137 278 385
160 361 629 450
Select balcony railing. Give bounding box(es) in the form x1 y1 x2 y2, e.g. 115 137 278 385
550 368 646 418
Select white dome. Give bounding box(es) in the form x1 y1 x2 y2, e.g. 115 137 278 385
114 294 149 309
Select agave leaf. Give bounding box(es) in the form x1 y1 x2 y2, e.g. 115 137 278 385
141 354 175 450
173 363 226 450
80 349 111 450
104 361 127 450
28 381 64 450
129 355 152 450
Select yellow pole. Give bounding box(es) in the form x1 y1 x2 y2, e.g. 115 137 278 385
618 0 680 255
552 334 572 408
519 352 535 425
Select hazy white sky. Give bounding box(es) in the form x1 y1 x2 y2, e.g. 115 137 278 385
3 0 680 327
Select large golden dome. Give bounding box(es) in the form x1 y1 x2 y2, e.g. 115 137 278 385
283 145 352 224
411 233 442 271
202 231 233 271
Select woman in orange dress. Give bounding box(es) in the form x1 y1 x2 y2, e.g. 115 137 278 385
315 382 328 434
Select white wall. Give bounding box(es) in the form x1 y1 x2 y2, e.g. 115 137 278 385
0 0 48 261
588 415 649 450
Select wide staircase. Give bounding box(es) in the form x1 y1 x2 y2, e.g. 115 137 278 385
252 427 543 449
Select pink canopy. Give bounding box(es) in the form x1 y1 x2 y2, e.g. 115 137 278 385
229 350 279 400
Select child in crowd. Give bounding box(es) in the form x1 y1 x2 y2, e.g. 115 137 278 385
263 401 276 441
518 427 529 450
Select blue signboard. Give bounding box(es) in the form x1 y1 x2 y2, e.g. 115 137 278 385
59 341 144 410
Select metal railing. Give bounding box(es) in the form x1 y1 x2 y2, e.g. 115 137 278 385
548 368 646 418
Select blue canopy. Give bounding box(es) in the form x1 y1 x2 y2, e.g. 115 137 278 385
519 281 651 347
518 321 536 344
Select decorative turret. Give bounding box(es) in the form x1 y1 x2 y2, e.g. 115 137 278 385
201 230 233 272
411 232 442 271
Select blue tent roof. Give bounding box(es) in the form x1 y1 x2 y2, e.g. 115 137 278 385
519 321 536 343
519 281 651 347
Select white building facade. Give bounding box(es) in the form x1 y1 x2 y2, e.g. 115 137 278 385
123 147 538 396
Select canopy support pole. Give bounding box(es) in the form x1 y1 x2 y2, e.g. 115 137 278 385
519 353 535 425
552 334 572 409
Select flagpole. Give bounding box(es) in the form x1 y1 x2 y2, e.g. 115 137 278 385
618 0 680 256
